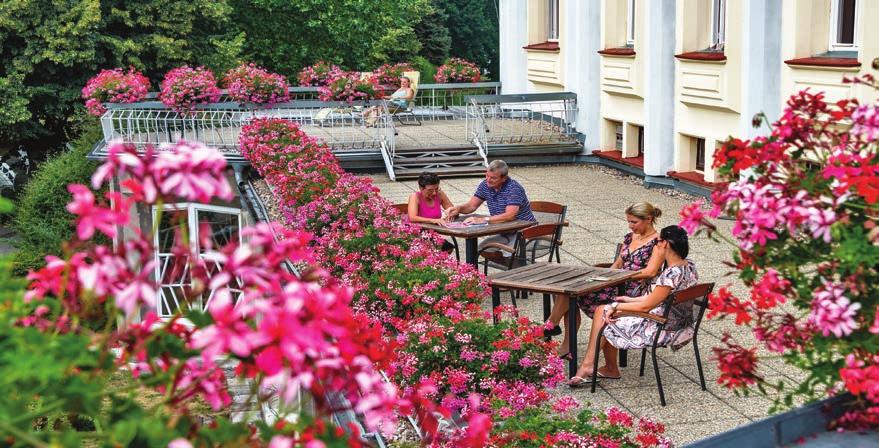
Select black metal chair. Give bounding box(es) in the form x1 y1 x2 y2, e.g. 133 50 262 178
393 202 459 261
589 282 715 406
529 201 568 262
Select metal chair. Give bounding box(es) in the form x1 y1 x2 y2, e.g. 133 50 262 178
529 201 567 262
589 282 716 406
478 223 561 307
393 202 459 261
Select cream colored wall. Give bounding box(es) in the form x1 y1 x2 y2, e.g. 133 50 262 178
526 0 565 89
780 0 879 106
672 0 745 182
598 0 645 151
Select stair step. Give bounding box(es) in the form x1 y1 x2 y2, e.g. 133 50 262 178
394 166 486 180
394 146 479 156
393 155 484 167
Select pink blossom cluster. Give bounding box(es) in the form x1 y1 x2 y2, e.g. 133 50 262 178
223 63 290 106
317 70 379 103
372 62 415 90
82 67 150 116
434 58 481 84
684 85 879 426
297 61 341 87
159 66 222 114
23 140 440 445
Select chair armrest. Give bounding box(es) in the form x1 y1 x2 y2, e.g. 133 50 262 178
479 242 515 254
593 262 613 268
614 310 667 324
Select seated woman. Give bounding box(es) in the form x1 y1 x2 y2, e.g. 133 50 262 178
545 202 665 359
407 172 456 253
364 76 415 126
568 225 698 386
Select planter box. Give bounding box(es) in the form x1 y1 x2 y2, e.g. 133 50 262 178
686 394 879 447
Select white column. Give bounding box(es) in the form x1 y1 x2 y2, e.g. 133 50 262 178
642 0 676 177
561 0 601 150
499 0 529 94
739 0 782 138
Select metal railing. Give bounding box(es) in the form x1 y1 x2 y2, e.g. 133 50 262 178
377 102 398 180
100 100 389 157
465 92 579 153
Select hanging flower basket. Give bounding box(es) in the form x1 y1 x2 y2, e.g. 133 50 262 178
159 66 222 114
223 63 290 107
81 67 150 116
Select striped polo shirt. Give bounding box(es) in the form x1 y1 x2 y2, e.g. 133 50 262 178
474 177 536 222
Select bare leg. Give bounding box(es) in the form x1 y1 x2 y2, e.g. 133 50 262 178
557 298 581 355
598 340 621 377
572 304 610 378
547 295 568 325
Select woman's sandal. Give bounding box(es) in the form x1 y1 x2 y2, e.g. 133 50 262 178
568 376 599 388
558 352 573 361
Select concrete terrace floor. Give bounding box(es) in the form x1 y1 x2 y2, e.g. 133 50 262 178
366 164 810 446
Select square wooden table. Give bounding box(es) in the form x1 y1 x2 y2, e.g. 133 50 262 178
488 262 638 377
418 218 536 267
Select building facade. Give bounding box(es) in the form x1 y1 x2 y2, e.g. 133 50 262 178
500 0 879 185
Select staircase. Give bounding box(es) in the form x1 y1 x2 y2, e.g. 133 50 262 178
391 146 487 180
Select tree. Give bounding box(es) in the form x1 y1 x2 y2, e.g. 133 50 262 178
430 0 499 78
231 0 429 77
0 0 242 155
415 5 451 65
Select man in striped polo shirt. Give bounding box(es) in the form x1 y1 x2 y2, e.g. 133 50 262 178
447 160 536 251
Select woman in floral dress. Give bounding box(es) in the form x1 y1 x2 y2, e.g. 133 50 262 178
546 202 666 359
568 225 699 386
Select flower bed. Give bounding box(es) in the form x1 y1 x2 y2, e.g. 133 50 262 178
81 67 150 116
223 63 290 106
159 66 222 114
317 70 379 103
434 58 481 83
241 117 673 445
373 62 415 90
681 76 879 428
297 60 341 87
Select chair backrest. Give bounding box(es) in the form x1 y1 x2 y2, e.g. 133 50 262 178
593 243 623 268
530 200 566 216
662 282 715 330
392 203 409 215
403 71 420 109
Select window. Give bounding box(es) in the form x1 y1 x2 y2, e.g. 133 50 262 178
626 0 636 46
710 0 726 51
695 138 706 172
636 126 644 156
615 123 624 150
547 0 559 41
830 0 857 51
154 203 242 318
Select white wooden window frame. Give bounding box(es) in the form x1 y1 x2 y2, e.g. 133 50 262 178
153 203 243 318
830 0 859 52
547 0 560 41
710 0 726 51
626 0 636 46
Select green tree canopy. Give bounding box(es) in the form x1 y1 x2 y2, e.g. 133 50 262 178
232 0 429 77
0 0 242 152
427 0 498 78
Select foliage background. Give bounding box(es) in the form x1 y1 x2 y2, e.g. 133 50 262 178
0 0 499 160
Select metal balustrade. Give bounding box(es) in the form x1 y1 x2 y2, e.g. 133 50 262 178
465 92 580 153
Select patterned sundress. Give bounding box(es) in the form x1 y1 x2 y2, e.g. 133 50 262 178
577 232 658 315
603 260 699 350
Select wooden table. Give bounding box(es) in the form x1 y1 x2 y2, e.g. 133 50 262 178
418 218 536 267
488 262 638 377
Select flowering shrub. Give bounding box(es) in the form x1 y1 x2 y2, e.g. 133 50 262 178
434 58 481 83
297 60 341 87
390 309 565 413
159 66 222 114
223 63 290 106
13 140 449 446
81 67 150 116
680 76 879 427
317 70 379 103
373 62 415 90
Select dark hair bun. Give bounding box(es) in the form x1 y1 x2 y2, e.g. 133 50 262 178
660 225 689 259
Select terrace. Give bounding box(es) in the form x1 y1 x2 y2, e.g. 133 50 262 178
94 83 582 180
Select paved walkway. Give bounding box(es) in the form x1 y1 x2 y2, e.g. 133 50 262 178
367 164 808 445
